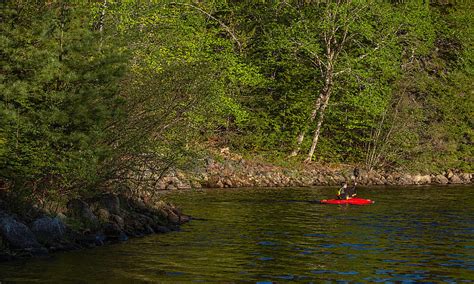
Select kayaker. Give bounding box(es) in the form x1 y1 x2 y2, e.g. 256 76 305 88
346 181 357 198
337 182 348 199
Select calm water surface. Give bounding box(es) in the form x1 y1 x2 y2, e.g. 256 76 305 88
0 185 473 282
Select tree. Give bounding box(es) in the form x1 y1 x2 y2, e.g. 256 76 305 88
277 1 401 162
95 1 262 191
0 2 126 198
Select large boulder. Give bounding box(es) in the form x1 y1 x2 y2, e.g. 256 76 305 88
30 216 67 246
66 199 98 225
449 174 463 184
98 194 121 215
0 216 47 254
412 174 431 185
459 173 472 183
397 174 413 185
103 222 127 241
433 174 449 184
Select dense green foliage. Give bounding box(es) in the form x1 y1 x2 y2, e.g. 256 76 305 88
0 2 126 197
0 1 472 199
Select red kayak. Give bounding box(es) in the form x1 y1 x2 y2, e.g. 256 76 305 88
320 197 374 205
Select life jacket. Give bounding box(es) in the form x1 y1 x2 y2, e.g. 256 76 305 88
337 186 347 196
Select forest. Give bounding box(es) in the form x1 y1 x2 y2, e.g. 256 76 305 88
1 0 472 201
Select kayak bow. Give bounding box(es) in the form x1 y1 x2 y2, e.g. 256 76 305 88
320 197 374 205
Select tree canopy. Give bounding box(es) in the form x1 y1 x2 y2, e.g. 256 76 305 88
1 0 472 199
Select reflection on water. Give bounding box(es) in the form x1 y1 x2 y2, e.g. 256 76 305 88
0 185 473 282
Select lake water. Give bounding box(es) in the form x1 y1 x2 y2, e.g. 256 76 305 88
1 185 473 282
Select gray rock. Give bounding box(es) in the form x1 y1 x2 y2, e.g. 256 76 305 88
67 199 98 225
30 216 66 245
0 216 46 252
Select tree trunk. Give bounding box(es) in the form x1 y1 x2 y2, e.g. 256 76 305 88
289 95 323 156
305 93 331 162
304 62 333 162
98 0 107 33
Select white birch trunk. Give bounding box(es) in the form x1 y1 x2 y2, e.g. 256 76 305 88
289 95 323 156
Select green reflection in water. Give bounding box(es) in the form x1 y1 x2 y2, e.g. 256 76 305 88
0 185 473 282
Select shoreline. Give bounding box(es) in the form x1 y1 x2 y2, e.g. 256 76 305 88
0 193 189 262
146 152 473 193
1 152 471 262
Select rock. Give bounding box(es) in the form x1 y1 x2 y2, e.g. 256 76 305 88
110 214 125 229
180 215 191 224
167 210 180 224
166 184 176 190
384 174 395 185
413 174 431 185
434 174 449 184
67 199 98 225
223 179 233 188
446 170 454 179
155 226 171 233
79 232 106 247
97 209 110 222
397 174 413 185
157 181 167 190
216 180 224 188
135 198 149 211
30 216 67 245
191 181 202 189
0 216 46 253
103 222 123 237
117 232 128 242
459 173 472 183
449 174 462 184
56 213 67 223
176 182 192 190
144 225 155 234
98 194 121 215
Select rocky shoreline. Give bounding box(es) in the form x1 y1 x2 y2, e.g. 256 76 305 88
1 152 472 262
150 152 473 190
0 193 189 262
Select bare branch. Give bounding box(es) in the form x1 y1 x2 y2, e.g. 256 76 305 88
334 67 351 77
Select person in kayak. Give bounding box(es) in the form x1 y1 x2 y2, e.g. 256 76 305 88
337 182 348 199
346 181 357 198
337 181 357 199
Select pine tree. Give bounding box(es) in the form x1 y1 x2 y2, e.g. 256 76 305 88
0 2 126 197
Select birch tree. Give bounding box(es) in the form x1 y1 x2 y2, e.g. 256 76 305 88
285 0 399 162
